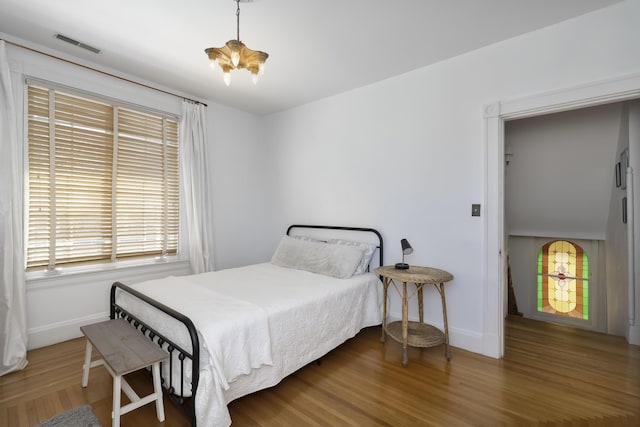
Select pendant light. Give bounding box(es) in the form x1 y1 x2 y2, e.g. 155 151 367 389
205 0 269 86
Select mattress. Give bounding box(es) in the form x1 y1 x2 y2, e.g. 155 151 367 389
116 262 382 427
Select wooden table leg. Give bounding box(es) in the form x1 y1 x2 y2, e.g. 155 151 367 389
402 282 408 367
381 278 389 343
417 284 424 324
438 282 451 360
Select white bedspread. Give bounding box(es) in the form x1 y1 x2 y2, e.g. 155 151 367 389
117 263 382 427
129 276 273 389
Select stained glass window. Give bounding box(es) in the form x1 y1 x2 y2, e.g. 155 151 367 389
537 240 589 320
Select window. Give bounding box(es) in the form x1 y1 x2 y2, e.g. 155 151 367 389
537 240 589 320
26 84 179 271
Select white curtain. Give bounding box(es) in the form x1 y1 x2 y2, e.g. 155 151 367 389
0 40 28 376
179 101 215 274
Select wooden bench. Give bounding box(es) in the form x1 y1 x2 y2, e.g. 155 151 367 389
81 318 168 427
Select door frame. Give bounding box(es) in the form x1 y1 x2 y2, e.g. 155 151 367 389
484 72 640 358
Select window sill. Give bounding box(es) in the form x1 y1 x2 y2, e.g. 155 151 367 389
26 256 191 289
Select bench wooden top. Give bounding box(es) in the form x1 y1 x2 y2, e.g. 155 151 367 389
81 318 168 376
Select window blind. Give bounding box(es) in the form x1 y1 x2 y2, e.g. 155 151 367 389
26 85 179 270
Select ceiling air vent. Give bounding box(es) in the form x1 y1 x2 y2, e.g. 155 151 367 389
55 33 101 54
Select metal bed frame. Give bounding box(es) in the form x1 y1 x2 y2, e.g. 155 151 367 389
110 224 383 426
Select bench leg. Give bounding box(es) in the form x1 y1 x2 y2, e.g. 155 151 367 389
152 362 165 422
111 365 165 423
113 374 122 427
81 340 92 387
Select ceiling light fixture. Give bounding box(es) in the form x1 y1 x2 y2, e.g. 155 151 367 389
205 0 269 86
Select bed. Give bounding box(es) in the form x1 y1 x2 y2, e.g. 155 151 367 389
109 225 384 426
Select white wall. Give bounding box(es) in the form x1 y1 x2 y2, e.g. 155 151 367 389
505 104 622 240
4 40 266 349
206 103 275 270
263 0 640 355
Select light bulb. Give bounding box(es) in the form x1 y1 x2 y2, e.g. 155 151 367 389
231 51 240 68
252 73 259 85
209 58 217 70
259 62 265 75
223 71 231 86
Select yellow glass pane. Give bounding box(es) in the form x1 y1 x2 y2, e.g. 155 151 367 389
569 283 577 304
547 241 579 313
548 240 577 277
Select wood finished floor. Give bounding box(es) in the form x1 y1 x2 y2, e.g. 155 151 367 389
1 316 639 426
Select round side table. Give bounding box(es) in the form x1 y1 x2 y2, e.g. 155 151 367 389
374 265 454 367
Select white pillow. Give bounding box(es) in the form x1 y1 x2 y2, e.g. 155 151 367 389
327 238 377 275
271 235 365 279
290 235 323 242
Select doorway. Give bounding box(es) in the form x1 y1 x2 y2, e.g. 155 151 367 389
504 103 624 334
483 73 640 358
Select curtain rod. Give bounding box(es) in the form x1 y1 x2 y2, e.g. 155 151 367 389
2 38 208 107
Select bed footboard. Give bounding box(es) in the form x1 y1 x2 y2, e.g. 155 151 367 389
110 281 200 426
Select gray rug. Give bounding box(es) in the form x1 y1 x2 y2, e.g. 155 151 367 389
35 405 101 427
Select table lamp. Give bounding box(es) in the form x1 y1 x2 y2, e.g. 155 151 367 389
394 238 413 269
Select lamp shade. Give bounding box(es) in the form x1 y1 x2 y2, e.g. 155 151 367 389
401 238 413 255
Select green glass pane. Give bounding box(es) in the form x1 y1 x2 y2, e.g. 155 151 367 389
537 249 543 269
583 279 589 319
537 273 543 312
583 281 589 302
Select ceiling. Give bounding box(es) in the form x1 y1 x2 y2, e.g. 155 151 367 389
0 0 622 115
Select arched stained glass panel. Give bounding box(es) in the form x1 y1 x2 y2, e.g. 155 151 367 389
537 240 589 320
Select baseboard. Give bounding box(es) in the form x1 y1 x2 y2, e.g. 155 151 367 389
449 326 485 355
28 312 109 350
628 324 640 346
29 313 501 356
387 313 486 356
480 332 502 358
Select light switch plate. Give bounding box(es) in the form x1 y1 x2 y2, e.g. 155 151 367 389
471 204 481 216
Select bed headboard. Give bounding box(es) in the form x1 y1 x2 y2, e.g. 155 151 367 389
286 224 384 269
